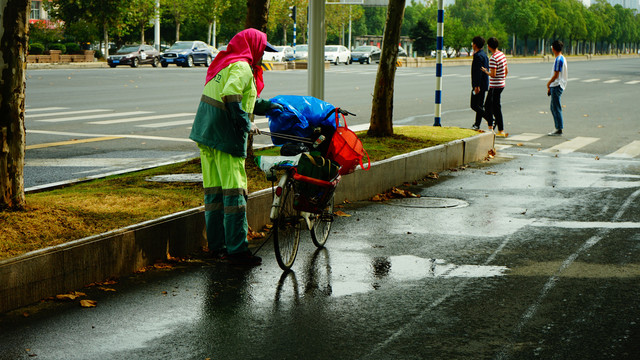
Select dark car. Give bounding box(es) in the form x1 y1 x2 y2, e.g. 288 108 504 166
349 45 381 64
108 44 161 68
161 41 216 67
371 46 408 63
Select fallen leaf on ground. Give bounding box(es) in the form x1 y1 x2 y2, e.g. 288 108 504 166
153 262 173 269
80 299 97 308
485 171 498 175
56 291 86 301
595 156 600 160
426 172 439 179
584 114 589 117
517 143 523 147
488 148 496 156
98 287 116 292
597 125 604 128
334 211 351 217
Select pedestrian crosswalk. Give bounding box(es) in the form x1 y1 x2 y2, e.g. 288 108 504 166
25 107 272 131
495 133 640 159
325 68 640 85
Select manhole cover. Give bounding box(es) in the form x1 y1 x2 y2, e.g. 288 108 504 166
146 173 202 183
387 197 468 209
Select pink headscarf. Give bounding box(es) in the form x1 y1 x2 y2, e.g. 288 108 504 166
205 28 268 96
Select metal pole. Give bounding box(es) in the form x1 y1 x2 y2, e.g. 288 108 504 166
308 0 325 99
348 5 352 51
154 0 160 51
433 0 444 127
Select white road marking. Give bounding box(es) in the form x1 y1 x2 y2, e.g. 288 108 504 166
26 129 191 142
26 109 111 118
603 79 621 84
88 113 195 125
38 111 153 122
606 140 640 158
625 80 640 85
519 76 538 80
530 219 640 229
25 158 161 167
506 133 545 142
25 107 68 113
137 119 194 128
582 78 600 83
541 136 599 154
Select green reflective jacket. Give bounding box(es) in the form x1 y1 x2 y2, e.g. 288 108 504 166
189 61 258 158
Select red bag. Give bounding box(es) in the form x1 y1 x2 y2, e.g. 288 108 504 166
326 110 370 175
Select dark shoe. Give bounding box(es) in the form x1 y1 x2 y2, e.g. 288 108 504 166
207 248 228 260
471 124 480 130
547 129 563 136
226 251 262 266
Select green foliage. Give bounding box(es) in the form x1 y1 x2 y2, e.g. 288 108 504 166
28 43 45 55
64 42 82 54
28 22 64 45
410 18 436 56
48 43 67 54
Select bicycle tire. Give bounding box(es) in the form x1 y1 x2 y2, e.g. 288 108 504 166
273 179 301 270
310 195 335 247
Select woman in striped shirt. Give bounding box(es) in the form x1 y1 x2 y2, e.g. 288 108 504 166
481 37 509 137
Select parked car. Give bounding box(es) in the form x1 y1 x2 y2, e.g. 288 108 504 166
262 46 295 62
294 44 308 60
349 45 381 64
161 41 216 67
372 46 408 63
108 44 161 68
325 45 350 65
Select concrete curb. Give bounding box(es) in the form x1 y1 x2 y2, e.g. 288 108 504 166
0 132 494 313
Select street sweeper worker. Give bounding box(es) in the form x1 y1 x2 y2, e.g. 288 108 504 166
189 28 281 266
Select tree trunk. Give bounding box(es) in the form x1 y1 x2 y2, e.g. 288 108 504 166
368 0 405 137
0 0 29 210
244 0 270 162
175 21 181 42
245 0 270 32
207 21 213 45
141 23 145 44
104 23 109 58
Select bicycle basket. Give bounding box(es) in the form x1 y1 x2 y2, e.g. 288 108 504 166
292 170 341 214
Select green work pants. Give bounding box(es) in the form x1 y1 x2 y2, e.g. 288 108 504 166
199 144 248 255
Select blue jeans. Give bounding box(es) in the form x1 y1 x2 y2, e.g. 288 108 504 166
550 86 563 130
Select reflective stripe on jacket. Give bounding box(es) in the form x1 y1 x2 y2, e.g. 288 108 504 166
189 61 257 158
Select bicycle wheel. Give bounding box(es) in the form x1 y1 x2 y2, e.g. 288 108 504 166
273 179 301 270
310 195 335 247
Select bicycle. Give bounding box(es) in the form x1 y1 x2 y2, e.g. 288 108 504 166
261 160 340 270
256 108 358 270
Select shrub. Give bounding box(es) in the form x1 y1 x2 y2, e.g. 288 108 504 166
94 50 103 59
48 43 66 54
29 43 45 55
64 42 82 54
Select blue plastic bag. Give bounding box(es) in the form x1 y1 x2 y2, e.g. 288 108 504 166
266 95 336 145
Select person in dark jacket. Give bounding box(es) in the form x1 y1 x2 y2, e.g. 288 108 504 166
189 28 279 266
470 36 489 130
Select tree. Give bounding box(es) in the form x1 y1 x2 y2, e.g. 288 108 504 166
46 0 130 58
246 0 270 31
127 0 157 44
194 0 231 46
162 0 192 42
0 0 29 210
409 18 436 56
369 0 406 137
495 0 539 55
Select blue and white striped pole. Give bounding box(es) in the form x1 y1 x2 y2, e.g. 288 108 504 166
433 0 444 127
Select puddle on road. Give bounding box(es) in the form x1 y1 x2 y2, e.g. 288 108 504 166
320 254 508 297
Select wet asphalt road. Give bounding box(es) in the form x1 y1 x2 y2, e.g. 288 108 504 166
2 147 640 359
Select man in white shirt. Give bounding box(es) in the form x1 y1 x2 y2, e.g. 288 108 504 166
546 40 568 136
